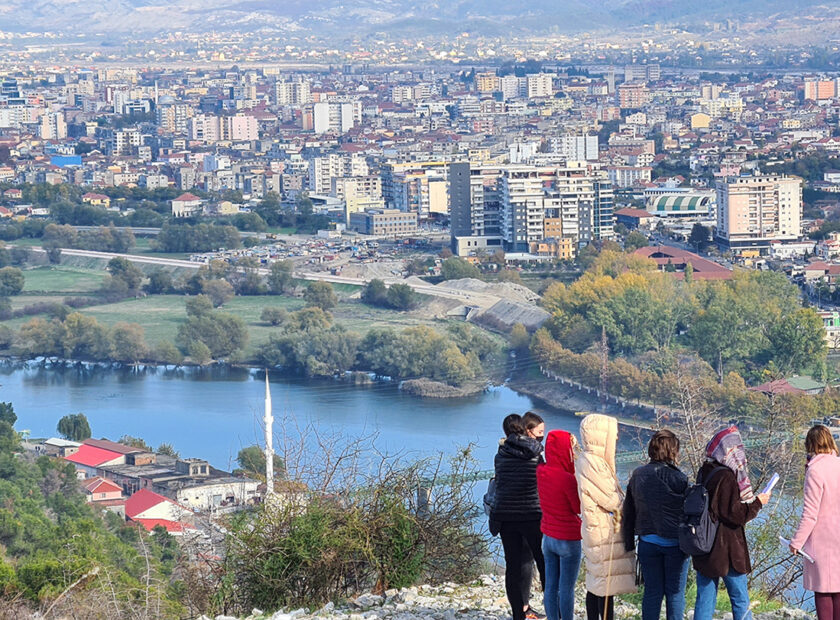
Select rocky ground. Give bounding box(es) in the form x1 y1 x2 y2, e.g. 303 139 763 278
204 575 814 620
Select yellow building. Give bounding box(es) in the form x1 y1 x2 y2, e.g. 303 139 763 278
475 72 499 93
690 113 711 130
530 237 575 260
81 192 111 207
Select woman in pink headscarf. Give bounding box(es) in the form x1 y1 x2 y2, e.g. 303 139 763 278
693 426 770 620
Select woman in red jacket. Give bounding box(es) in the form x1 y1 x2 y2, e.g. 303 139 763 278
537 430 582 620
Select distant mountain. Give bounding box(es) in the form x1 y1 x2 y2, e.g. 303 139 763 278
0 0 833 37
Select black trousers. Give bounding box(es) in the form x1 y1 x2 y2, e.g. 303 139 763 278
499 520 546 620
586 592 614 620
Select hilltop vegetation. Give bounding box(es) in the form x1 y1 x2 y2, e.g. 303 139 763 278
0 404 184 617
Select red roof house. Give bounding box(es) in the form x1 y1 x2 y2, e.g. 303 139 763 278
125 489 195 535
83 476 124 503
634 246 733 280
65 444 125 469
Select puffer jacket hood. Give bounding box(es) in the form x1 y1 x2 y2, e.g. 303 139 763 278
544 430 575 474
580 413 617 474
576 414 636 597
490 433 543 522
500 433 543 461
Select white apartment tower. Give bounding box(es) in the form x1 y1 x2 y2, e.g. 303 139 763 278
313 102 355 134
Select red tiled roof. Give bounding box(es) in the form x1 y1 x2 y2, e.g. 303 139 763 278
64 444 123 467
615 207 654 218
634 246 733 280
83 476 122 494
125 489 175 519
173 192 201 202
748 379 804 395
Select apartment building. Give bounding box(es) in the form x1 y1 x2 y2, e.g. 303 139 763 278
274 80 311 106
716 175 802 250
349 209 418 236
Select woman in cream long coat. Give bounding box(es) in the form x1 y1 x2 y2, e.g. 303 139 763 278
576 414 637 620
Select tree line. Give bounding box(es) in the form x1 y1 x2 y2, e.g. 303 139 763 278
539 250 826 383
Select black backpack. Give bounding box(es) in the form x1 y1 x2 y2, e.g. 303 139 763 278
483 477 496 516
678 466 728 556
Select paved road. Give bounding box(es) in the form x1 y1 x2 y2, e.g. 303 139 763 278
27 246 502 310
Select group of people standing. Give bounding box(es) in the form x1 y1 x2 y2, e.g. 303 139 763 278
489 412 840 620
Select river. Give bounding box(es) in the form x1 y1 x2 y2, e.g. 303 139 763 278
0 361 594 471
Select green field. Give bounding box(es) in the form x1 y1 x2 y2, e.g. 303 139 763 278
21 266 107 294
2 264 470 358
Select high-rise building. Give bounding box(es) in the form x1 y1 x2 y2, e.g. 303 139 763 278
716 175 802 250
617 83 649 109
39 111 67 140
804 79 837 102
308 153 368 194
451 163 613 255
624 64 661 82
550 135 599 161
312 102 355 134
156 103 192 134
526 74 553 99
274 80 311 106
474 72 499 93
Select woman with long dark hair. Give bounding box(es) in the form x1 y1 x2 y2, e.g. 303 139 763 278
491 413 546 620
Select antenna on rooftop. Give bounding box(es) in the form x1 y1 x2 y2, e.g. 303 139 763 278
264 369 274 497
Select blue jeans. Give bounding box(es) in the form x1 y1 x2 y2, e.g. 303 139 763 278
542 536 581 620
694 569 752 620
637 540 689 620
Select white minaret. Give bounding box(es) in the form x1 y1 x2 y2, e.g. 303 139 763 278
264 369 274 497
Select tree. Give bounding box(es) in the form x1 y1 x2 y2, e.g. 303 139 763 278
177 312 248 358
111 322 147 363
509 323 530 354
57 413 91 441
497 269 522 284
386 283 418 310
0 403 16 426
188 340 212 365
440 257 480 280
361 279 389 306
0 267 24 296
118 435 152 451
767 308 827 374
157 443 180 458
185 295 214 317
45 245 62 264
260 307 288 326
304 281 338 311
624 231 649 252
268 260 295 294
106 257 144 291
9 246 30 266
689 223 711 250
62 313 112 359
235 445 285 479
202 279 235 307
144 269 173 295
154 340 184 366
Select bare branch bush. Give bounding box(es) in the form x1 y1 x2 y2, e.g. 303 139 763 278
217 418 488 614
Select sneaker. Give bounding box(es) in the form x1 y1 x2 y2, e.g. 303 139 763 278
525 607 545 620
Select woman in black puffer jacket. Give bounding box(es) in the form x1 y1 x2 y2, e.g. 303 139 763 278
491 413 546 620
